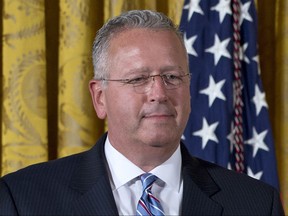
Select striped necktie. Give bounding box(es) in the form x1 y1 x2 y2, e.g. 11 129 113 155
136 173 165 216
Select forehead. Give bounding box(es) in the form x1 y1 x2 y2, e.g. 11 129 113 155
107 28 188 75
109 28 183 48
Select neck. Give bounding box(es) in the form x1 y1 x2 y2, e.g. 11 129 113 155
108 136 179 172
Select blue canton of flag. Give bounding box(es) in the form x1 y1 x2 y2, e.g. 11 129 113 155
180 0 280 190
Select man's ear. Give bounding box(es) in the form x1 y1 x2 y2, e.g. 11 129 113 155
89 80 107 119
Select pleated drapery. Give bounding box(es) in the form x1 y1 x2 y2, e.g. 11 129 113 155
0 0 287 212
1 0 48 175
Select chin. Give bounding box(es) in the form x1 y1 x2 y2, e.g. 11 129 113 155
143 133 179 146
138 125 181 143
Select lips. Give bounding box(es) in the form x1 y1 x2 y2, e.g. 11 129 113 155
141 106 176 119
144 113 173 118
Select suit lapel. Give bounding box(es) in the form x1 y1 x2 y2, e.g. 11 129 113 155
67 135 223 215
69 133 119 216
181 143 223 215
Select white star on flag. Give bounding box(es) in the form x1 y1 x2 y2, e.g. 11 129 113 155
252 55 261 75
240 1 253 25
205 34 231 65
240 42 250 64
226 124 235 153
245 127 269 157
193 118 219 149
200 75 226 107
252 84 268 116
181 134 186 140
184 34 198 56
247 167 263 180
210 0 232 23
183 0 204 21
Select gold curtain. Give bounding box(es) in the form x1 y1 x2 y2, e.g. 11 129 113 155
0 0 287 212
1 0 48 175
257 0 288 211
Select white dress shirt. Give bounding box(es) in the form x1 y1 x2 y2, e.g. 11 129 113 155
104 137 183 215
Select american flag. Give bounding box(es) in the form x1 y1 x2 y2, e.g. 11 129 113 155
180 0 280 190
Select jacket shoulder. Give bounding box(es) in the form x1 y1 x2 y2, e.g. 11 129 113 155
2 150 84 183
198 158 284 215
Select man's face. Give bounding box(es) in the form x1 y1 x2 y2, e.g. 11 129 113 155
91 28 191 151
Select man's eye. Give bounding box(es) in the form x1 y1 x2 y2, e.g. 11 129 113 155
164 74 181 80
127 76 148 85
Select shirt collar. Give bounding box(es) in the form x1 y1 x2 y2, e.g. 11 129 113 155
149 145 182 191
104 136 182 192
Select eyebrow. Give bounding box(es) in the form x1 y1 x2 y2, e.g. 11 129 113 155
125 65 184 75
124 67 151 76
159 66 184 73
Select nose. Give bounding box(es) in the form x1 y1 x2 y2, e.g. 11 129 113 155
148 75 168 102
151 75 167 86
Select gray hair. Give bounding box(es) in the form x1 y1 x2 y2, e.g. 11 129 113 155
92 10 185 80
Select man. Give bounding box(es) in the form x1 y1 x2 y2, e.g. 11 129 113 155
0 10 284 215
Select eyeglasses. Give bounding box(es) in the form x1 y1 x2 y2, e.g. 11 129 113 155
97 73 191 94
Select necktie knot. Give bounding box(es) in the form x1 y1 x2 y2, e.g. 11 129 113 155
140 173 157 191
136 173 165 216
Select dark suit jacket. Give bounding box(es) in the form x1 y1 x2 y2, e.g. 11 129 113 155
0 133 284 215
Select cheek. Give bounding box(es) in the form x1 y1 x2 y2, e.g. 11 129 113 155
105 89 141 118
175 90 191 117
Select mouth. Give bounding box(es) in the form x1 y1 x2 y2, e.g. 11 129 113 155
141 105 176 121
142 111 176 122
144 114 174 119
